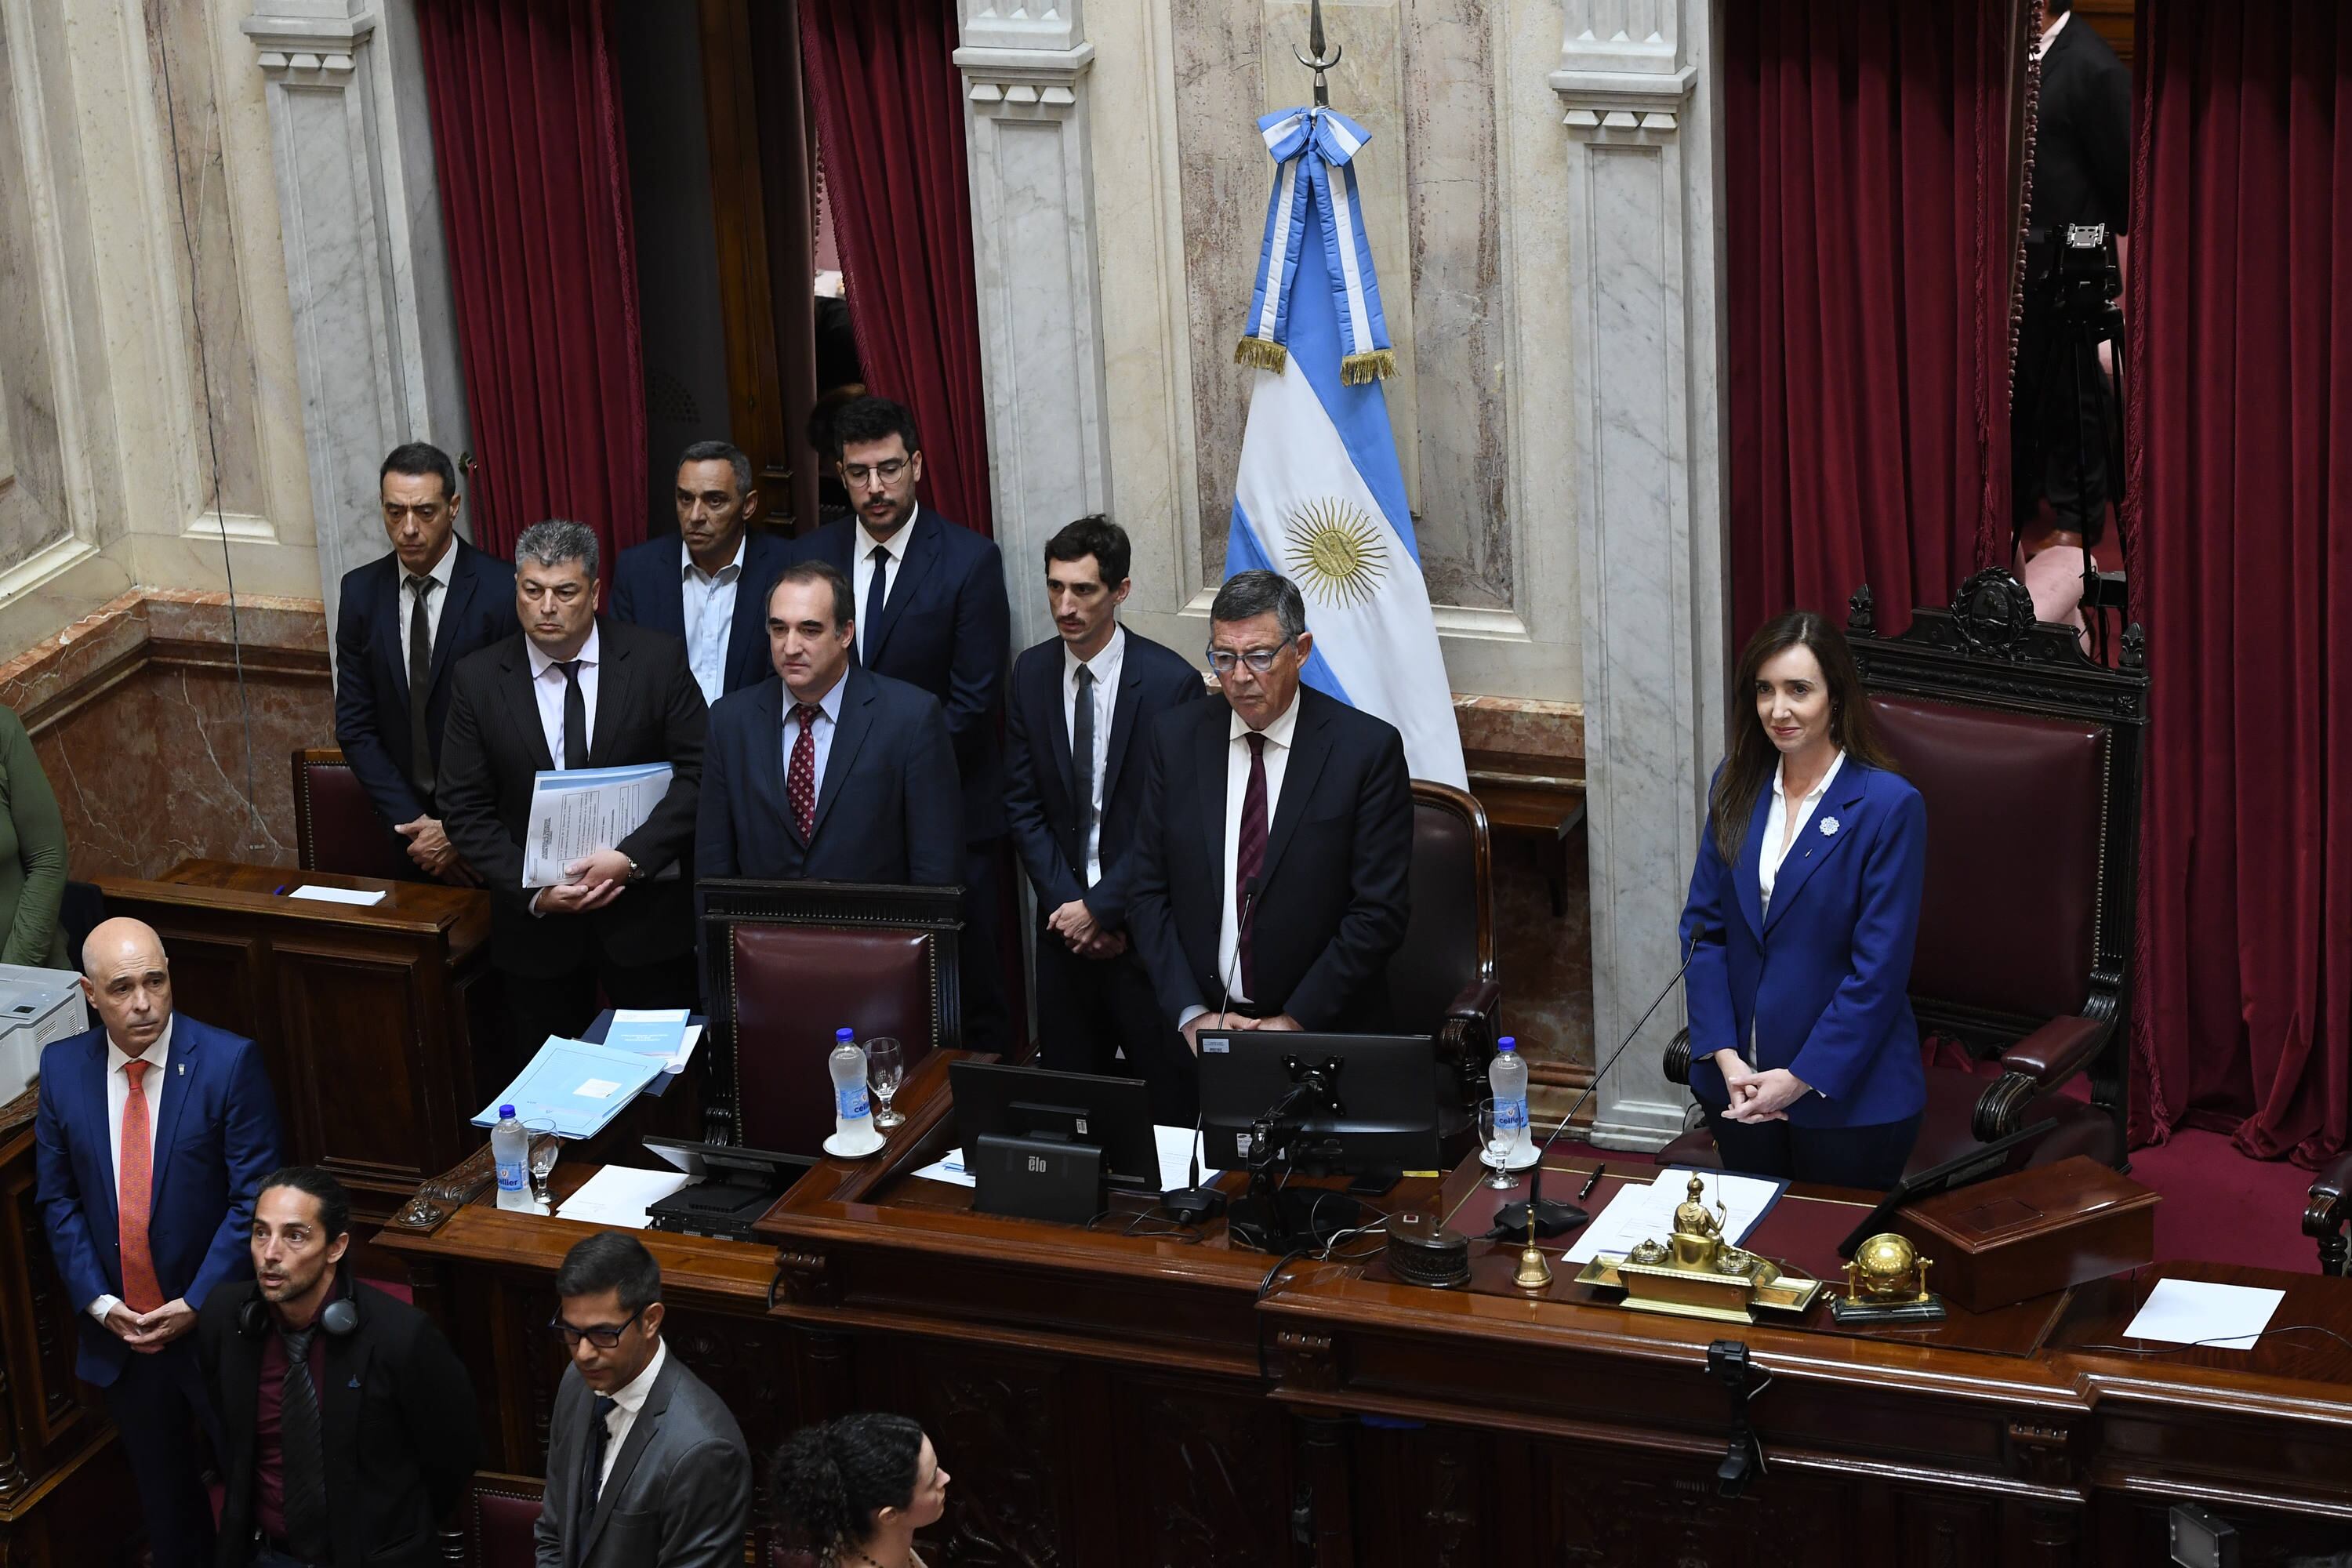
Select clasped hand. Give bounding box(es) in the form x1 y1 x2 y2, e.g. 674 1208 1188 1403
536 848 631 915
104 1298 194 1353
1711 1050 1811 1123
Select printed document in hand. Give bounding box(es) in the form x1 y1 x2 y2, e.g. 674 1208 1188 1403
521 763 673 888
1562 1167 1788 1265
472 1035 666 1139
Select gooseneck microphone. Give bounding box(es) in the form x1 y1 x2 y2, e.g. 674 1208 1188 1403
1160 874 1263 1224
1494 938 1697 1239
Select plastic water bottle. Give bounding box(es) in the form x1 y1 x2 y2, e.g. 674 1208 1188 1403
828 1028 881 1153
491 1104 531 1210
1488 1038 1530 1164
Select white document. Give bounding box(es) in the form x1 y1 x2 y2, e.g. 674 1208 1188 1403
2122 1278 2285 1349
572 1078 621 1100
521 764 674 888
555 1165 692 1230
916 1123 1218 1194
288 884 388 906
1562 1167 1784 1265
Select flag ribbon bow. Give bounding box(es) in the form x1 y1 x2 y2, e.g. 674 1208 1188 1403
1236 106 1396 385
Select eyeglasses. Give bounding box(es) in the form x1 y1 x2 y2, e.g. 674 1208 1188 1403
840 458 909 488
1205 636 1295 676
549 1305 644 1348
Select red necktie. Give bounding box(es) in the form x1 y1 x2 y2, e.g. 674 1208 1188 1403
1236 732 1268 996
787 703 819 840
118 1058 163 1312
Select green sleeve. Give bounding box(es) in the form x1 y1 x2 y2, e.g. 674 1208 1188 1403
0 709 68 968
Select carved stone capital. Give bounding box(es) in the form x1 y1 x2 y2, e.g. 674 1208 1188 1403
1548 65 1697 139
953 42 1094 120
958 0 1083 55
241 9 376 82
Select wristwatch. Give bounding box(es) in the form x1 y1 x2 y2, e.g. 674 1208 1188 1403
624 856 641 883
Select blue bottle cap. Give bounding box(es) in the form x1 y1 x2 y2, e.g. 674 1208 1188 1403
1497 1038 1516 1053
499 1104 516 1119
835 1027 856 1042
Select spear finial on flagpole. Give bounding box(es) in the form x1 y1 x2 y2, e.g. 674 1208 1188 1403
1296 0 1341 108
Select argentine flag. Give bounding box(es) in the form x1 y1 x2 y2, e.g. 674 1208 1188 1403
1226 107 1466 789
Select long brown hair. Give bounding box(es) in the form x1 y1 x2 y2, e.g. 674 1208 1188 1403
1709 611 1897 864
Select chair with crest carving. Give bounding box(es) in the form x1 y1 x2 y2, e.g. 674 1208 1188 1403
1657 570 2151 1180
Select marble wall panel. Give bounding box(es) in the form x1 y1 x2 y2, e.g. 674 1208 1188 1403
0 0 75 575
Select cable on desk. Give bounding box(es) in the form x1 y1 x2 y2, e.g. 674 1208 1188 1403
2073 1323 2352 1357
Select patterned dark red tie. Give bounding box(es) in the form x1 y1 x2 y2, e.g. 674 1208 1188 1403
787 703 819 839
1236 731 1268 996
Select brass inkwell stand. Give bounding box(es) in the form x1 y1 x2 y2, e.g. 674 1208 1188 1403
1574 1174 1823 1323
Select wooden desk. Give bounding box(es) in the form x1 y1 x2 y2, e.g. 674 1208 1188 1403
1465 750 1585 915
385 1056 2352 1566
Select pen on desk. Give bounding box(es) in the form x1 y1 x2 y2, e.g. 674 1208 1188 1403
271 884 290 896
1579 1163 1606 1200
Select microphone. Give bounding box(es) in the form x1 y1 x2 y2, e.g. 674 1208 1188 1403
1494 936 1697 1239
1217 875 1265 1029
1161 874 1262 1224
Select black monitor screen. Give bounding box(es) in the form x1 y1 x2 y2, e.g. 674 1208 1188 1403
1197 1033 1439 1175
949 1061 1160 1191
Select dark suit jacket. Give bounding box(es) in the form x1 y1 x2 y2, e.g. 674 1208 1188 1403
1004 628 1206 931
334 540 517 829
2030 18 2132 235
608 529 792 699
534 1351 750 1568
31 1015 282 1385
1127 685 1413 1030
786 509 1010 840
197 1276 478 1568
437 621 708 977
695 665 962 883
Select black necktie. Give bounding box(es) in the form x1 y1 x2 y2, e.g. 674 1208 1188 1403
865 545 890 659
278 1325 329 1558
577 1392 618 1556
406 575 436 804
560 659 588 769
1070 663 1096 880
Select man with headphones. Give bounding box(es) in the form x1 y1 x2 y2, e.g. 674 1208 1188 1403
195 1167 478 1567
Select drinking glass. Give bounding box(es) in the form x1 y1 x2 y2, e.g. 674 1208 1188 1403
1478 1098 1519 1190
524 1119 560 1207
866 1038 906 1131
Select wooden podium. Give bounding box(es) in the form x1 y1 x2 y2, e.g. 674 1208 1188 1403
96 860 499 1225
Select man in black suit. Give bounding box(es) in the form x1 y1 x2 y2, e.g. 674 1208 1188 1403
608 441 792 708
697 560 961 883
787 397 1012 1049
196 1167 476 1568
1127 571 1413 1051
1005 518 1206 1121
438 520 708 1059
333 443 517 883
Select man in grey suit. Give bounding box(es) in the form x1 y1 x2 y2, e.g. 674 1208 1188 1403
536 1233 750 1568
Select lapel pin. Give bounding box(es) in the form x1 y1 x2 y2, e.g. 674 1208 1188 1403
1818 816 1840 837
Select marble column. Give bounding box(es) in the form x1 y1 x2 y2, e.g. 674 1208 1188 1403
1551 1 1732 1149
953 2 1111 651
241 0 471 642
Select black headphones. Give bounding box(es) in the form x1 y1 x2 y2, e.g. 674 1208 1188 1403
239 1263 360 1338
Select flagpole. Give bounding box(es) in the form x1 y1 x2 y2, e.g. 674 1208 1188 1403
1295 0 1340 108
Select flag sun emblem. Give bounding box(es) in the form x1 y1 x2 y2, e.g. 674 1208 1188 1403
1281 499 1388 607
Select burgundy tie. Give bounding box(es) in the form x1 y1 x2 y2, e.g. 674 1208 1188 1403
787 704 819 840
1236 731 1268 996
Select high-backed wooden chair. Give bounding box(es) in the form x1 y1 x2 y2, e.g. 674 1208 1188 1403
1396 781 1502 1134
699 880 963 1155
1660 571 2150 1178
436 1472 543 1567
292 746 413 881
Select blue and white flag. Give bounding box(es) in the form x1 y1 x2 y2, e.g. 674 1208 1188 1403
1227 106 1466 788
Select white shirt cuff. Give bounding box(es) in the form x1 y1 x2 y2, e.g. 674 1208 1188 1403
89 1294 121 1326
1178 1005 1207 1030
529 888 547 916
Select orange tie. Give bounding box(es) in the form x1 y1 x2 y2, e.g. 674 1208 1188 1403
118 1058 163 1312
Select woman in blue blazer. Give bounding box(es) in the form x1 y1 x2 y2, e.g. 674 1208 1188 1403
1679 611 1928 1190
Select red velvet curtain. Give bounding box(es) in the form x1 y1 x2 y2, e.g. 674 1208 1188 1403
2129 0 2352 1164
1725 0 2014 642
415 0 647 572
799 0 994 538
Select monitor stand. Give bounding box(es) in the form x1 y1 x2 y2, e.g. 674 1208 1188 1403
1229 1181 1361 1252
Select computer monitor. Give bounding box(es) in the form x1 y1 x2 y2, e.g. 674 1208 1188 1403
1197 1032 1439 1177
949 1061 1161 1191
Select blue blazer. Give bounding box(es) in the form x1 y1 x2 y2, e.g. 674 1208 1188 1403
608 529 793 699
695 665 963 884
31 1015 282 1385
786 510 1009 840
334 540 517 828
1004 629 1206 931
1680 760 1928 1129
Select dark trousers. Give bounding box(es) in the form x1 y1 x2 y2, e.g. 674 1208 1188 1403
1704 1108 1923 1193
504 949 700 1065
105 1338 219 1568
960 840 1011 1054
1035 932 1196 1126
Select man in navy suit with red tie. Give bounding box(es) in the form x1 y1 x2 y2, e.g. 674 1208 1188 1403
34 917 281 1568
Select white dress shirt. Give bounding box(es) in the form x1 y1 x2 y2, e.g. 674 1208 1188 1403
595 1337 667 1493
85 1018 176 1323
780 670 849 808
1064 626 1124 887
1178 691 1304 1026
680 536 746 708
525 624 601 768
1758 748 1845 918
851 503 918 661
397 539 459 677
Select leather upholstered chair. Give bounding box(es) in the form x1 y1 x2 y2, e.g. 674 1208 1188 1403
1396 781 1503 1139
2307 1157 2352 1273
437 1472 543 1566
292 746 412 881
1658 572 2150 1180
699 880 963 1156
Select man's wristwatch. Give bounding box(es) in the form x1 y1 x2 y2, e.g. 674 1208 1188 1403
624 856 641 883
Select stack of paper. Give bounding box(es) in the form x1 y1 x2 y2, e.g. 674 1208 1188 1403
288 884 389 906
555 1164 692 1230
605 1009 701 1074
472 1036 666 1139
523 764 675 887
2122 1279 2285 1349
1562 1167 1788 1265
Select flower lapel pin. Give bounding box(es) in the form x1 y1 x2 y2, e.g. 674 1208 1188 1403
1818 816 1840 837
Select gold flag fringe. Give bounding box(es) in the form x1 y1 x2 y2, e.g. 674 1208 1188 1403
1234 336 1289 373
1340 349 1396 385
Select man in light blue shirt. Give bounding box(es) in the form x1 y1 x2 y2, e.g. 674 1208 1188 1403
610 441 791 706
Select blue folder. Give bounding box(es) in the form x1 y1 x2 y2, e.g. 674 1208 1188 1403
471 1036 666 1140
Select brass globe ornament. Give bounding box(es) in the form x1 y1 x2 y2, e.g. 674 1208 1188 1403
1831 1231 1947 1324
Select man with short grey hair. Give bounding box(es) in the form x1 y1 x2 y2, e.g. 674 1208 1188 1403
440 519 710 1063
610 442 792 706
